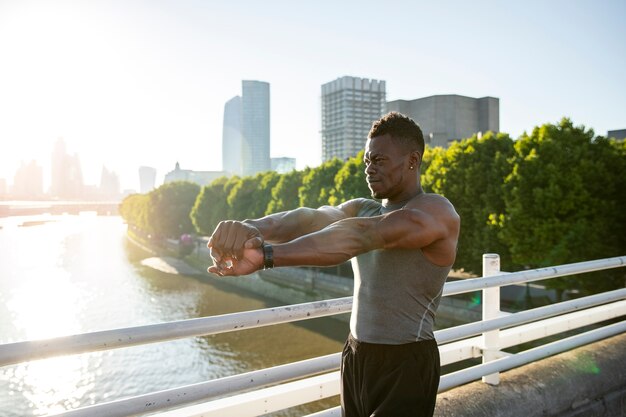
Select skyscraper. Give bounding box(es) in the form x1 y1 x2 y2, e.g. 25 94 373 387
386 95 499 148
138 166 157 194
13 160 44 198
222 96 243 175
241 80 270 176
50 137 83 199
99 166 120 199
321 76 386 162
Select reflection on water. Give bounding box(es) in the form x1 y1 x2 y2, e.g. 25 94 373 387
0 214 347 416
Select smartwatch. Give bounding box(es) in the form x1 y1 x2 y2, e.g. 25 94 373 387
262 243 274 269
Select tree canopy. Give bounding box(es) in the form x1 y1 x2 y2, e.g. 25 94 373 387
120 117 625 294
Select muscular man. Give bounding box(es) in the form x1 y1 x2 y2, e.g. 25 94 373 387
208 112 460 416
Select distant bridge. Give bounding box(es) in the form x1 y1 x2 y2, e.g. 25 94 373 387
0 201 120 217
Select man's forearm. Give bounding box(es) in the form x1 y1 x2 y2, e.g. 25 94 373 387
244 207 340 243
271 217 384 267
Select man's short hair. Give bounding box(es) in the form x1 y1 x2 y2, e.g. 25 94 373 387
368 112 425 157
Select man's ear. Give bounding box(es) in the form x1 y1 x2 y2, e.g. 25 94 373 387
410 150 422 169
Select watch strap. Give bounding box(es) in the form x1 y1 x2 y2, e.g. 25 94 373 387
262 243 274 269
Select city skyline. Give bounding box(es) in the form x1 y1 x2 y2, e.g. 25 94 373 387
0 1 624 191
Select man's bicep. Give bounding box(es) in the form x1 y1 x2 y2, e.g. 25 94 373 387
377 208 449 250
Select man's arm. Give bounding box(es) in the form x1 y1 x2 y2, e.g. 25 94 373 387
208 199 364 263
210 199 459 276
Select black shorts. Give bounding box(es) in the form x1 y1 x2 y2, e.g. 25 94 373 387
340 333 440 417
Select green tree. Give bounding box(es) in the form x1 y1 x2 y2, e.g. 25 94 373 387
251 171 281 218
500 118 625 294
329 150 371 206
267 169 306 214
119 193 151 233
299 158 344 207
149 181 200 238
420 146 447 193
191 176 229 235
227 175 261 220
424 132 515 273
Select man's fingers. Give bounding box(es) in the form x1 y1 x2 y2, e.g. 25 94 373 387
244 236 263 249
207 265 234 276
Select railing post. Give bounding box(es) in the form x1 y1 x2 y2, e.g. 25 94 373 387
482 253 501 385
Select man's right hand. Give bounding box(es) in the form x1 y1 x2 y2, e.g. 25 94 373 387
208 220 264 262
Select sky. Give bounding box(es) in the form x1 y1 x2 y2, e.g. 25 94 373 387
0 0 624 192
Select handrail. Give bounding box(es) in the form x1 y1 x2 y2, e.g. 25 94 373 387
0 297 352 367
2 256 623 367
443 256 625 296
2 255 624 417
438 320 626 391
436 288 626 343
50 353 341 417
302 320 626 417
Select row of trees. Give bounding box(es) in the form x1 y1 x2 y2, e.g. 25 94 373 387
120 118 625 292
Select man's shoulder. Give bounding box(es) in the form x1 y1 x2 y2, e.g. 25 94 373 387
409 193 459 221
337 197 380 217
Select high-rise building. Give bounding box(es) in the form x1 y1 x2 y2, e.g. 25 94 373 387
13 160 44 198
386 95 499 148
222 96 243 175
321 76 386 162
138 166 157 193
607 129 626 141
241 80 271 176
99 166 120 199
50 137 83 199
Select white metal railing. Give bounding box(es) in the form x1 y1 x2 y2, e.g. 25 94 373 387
0 255 624 417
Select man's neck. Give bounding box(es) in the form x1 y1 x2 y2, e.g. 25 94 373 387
382 186 424 208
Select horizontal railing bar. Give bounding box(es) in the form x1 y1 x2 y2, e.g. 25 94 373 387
158 301 626 417
50 353 342 417
307 321 626 417
155 372 340 417
443 256 626 296
436 288 626 344
438 320 626 391
0 297 352 367
438 299 626 366
2 257 624 369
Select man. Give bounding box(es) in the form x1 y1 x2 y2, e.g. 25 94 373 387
208 112 460 416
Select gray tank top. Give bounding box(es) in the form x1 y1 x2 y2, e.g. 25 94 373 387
349 198 451 344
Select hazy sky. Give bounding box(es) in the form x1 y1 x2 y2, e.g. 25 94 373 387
1 0 624 191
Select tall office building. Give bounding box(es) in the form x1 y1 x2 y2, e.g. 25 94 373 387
386 95 499 148
50 137 84 199
99 166 120 199
222 96 243 175
607 129 626 141
321 76 386 162
138 166 157 193
13 160 44 198
241 80 271 176
221 81 276 177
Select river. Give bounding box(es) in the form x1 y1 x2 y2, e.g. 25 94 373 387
0 213 348 416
